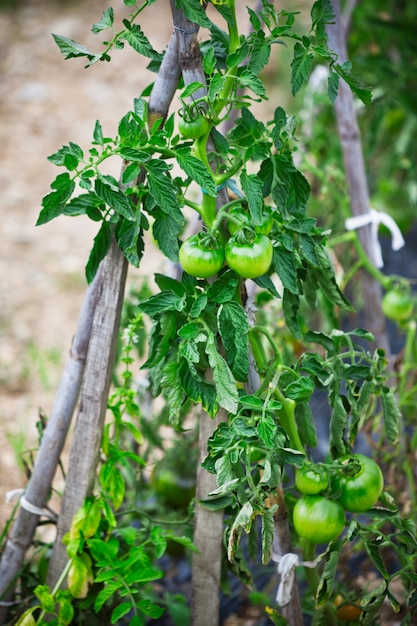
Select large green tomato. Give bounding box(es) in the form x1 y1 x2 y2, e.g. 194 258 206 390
179 234 224 278
381 288 413 322
332 453 384 513
295 463 329 495
293 495 345 544
225 233 273 279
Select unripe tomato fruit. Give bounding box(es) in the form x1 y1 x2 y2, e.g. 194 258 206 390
227 207 274 236
225 233 273 279
293 494 345 544
178 114 210 140
381 288 413 322
179 234 224 278
295 463 329 495
332 453 383 513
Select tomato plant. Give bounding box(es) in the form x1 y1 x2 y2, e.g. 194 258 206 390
179 233 224 278
295 463 329 495
4 1 416 625
225 232 273 279
292 494 345 544
381 286 413 322
332 453 384 512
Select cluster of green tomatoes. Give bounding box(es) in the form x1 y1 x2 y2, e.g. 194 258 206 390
292 453 384 545
179 207 274 280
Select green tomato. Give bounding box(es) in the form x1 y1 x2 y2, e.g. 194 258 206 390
179 234 224 278
225 233 273 279
227 207 274 236
295 463 329 495
293 494 345 544
382 288 413 322
178 113 210 140
332 453 384 513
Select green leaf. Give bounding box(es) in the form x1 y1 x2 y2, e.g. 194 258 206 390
37 174 76 225
328 69 340 103
282 289 302 338
94 581 123 612
15 609 36 626
295 402 317 448
253 274 281 299
160 359 185 425
176 149 217 197
261 507 275 565
147 168 184 224
115 214 144 267
334 62 372 106
122 24 160 60
257 413 277 449
238 69 267 99
85 220 112 283
95 178 135 221
92 7 114 33
248 34 271 75
152 213 181 263
93 119 104 145
205 332 239 414
218 302 249 382
63 192 103 218
207 270 239 304
284 377 314 401
240 171 264 225
137 599 165 619
291 42 313 95
139 291 185 317
364 538 389 579
381 386 400 446
273 248 299 295
227 501 254 562
67 556 88 599
176 0 212 29
52 34 96 61
47 142 84 167
314 246 353 310
179 359 218 418
34 585 55 613
111 602 132 624
329 395 348 457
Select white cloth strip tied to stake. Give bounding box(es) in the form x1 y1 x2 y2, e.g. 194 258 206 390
345 208 405 268
6 488 58 521
272 552 322 606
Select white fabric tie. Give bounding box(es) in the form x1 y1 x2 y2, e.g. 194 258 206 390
345 208 405 268
272 552 321 606
6 488 57 521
